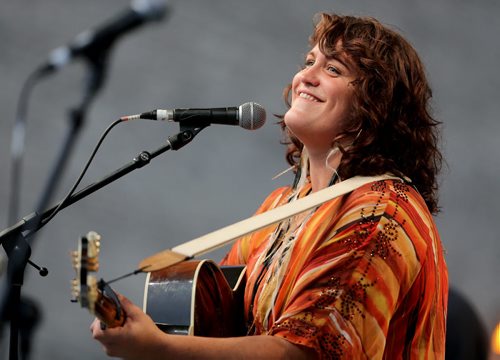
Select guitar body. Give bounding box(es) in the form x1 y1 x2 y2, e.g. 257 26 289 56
143 260 246 337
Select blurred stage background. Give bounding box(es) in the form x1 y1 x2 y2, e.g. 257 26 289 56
1 0 499 358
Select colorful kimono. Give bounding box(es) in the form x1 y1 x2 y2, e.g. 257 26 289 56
221 179 448 359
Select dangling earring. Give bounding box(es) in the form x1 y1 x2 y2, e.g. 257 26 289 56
325 146 342 184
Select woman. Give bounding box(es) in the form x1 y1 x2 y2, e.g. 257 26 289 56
91 13 448 359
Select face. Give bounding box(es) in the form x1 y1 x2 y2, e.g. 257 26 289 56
284 44 356 156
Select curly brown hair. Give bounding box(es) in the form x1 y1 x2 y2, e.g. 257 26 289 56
281 13 442 213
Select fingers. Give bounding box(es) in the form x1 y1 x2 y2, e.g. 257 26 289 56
90 317 114 339
90 320 120 358
90 318 100 335
90 318 105 338
116 294 143 318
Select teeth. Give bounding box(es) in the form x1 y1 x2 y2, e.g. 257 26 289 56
298 92 319 102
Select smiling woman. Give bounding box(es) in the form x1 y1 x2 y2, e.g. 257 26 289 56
90 12 447 360
284 44 357 180
281 13 442 212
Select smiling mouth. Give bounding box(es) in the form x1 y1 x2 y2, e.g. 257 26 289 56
297 91 321 102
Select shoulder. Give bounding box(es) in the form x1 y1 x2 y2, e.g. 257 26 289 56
254 186 293 214
319 178 434 252
345 178 429 215
345 178 436 259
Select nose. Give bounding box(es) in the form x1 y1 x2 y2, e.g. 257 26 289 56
299 65 320 87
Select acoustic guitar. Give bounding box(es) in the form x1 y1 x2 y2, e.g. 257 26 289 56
71 177 392 338
71 231 246 337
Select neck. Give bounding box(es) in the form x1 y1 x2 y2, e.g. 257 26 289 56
307 147 342 192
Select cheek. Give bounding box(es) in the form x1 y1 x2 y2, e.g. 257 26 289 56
289 73 302 103
329 85 355 117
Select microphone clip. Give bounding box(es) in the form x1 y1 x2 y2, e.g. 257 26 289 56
168 124 207 151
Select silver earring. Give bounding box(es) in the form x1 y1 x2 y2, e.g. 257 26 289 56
325 147 342 182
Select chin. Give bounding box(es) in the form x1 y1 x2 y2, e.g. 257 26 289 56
283 118 306 143
284 107 302 125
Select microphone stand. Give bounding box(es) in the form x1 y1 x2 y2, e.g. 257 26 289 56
0 122 207 360
2 44 111 360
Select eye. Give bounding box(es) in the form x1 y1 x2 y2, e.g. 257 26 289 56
303 58 315 68
326 64 341 75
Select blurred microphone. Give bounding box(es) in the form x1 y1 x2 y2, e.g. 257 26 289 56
121 102 267 130
44 0 169 71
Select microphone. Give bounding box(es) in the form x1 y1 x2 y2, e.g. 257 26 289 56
121 102 266 130
44 0 168 71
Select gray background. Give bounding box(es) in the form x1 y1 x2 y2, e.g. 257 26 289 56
1 0 499 359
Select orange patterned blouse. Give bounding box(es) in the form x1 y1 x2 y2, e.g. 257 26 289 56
221 179 448 359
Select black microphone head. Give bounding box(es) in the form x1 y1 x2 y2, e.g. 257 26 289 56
239 102 266 130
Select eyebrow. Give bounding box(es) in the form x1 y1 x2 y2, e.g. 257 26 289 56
334 56 351 71
306 50 352 72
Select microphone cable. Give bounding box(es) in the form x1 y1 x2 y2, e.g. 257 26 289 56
37 118 125 231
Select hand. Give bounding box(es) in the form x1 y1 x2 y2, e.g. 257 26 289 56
90 294 167 359
90 295 316 359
